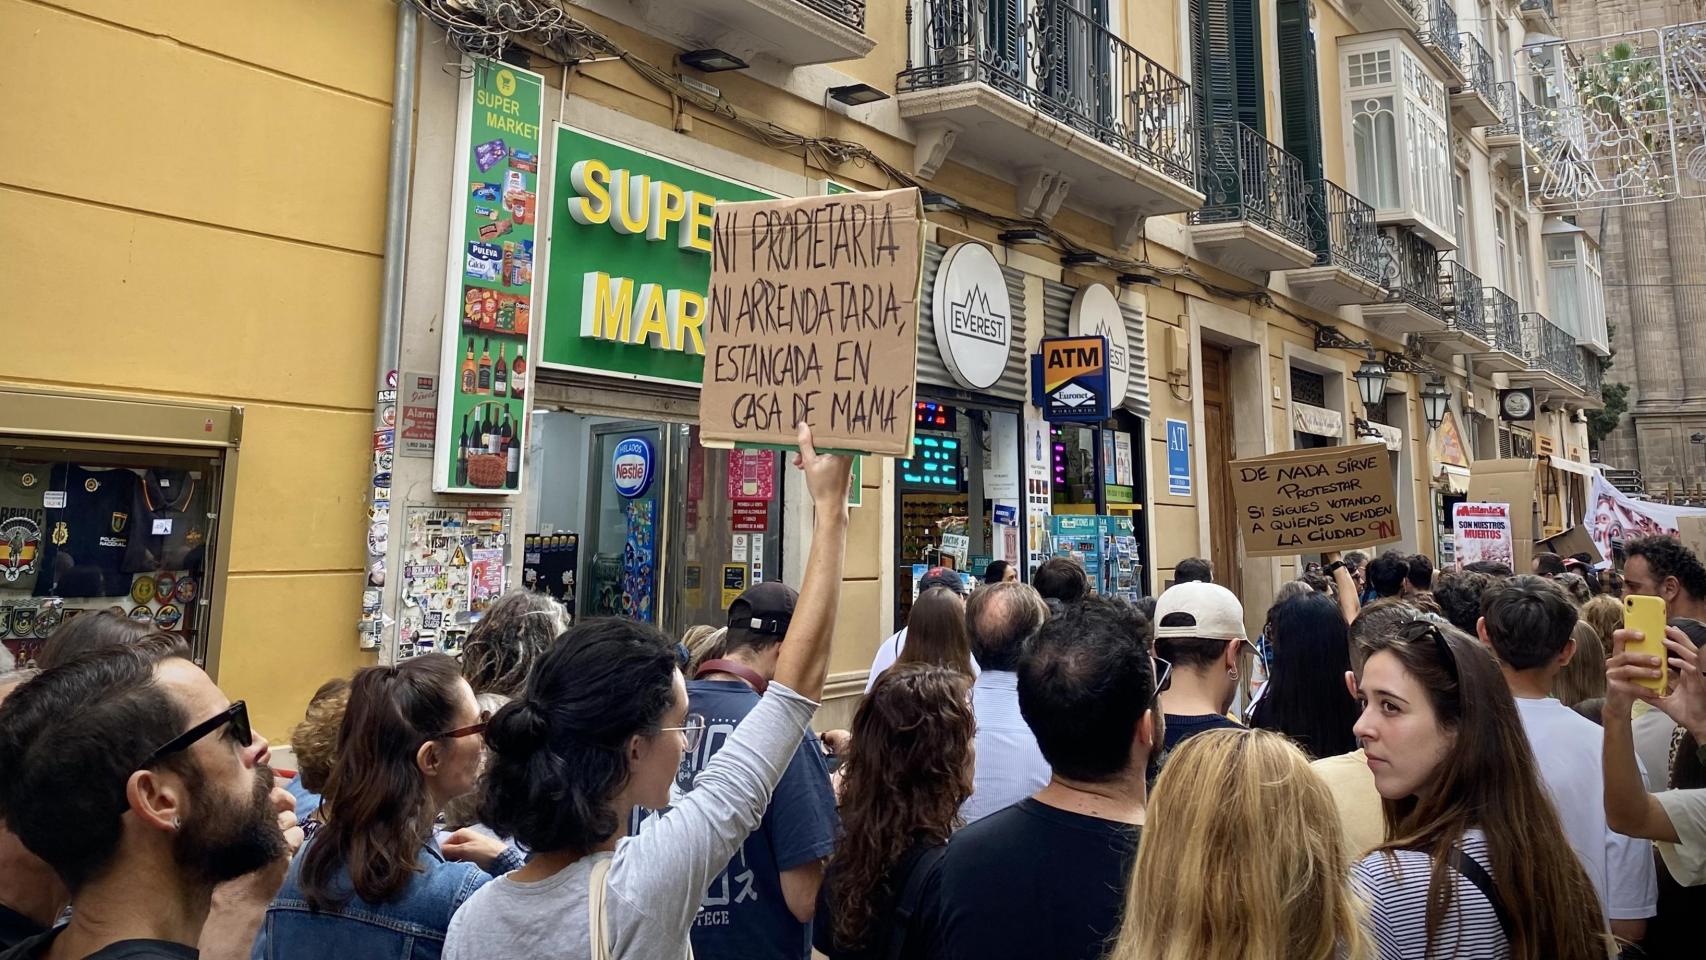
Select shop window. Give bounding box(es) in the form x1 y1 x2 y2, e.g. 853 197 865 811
895 399 1023 623
529 411 783 640
1 447 224 669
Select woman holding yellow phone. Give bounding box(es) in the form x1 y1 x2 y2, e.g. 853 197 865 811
1603 620 1706 886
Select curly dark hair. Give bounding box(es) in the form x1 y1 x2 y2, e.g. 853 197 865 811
459 590 566 698
829 664 974 952
1626 535 1706 602
479 618 679 855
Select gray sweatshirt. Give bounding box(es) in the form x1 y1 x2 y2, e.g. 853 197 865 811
442 682 818 960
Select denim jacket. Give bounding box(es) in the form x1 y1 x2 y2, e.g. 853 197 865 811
254 834 521 960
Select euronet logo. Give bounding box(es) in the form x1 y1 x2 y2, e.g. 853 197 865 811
947 286 1009 346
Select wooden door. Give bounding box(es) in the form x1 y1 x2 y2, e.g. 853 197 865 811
1201 345 1241 595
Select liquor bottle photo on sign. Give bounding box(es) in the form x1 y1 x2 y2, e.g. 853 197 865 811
434 58 544 494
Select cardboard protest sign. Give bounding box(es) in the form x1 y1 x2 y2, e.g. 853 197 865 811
698 187 924 456
1469 459 1537 574
1453 503 1514 570
1536 525 1603 565
1231 445 1400 557
1677 516 1706 563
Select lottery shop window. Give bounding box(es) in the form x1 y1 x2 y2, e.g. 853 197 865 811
0 444 222 669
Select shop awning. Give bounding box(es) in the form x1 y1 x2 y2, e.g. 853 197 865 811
1359 421 1404 452
1292 402 1343 439
1545 454 1597 479
1438 464 1471 494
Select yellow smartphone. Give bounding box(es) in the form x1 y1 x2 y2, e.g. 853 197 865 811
1624 595 1671 696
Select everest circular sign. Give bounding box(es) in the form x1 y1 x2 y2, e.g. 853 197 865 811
933 242 1012 390
1068 283 1130 402
612 436 655 498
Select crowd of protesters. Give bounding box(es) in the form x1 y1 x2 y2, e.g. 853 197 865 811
8 427 1706 960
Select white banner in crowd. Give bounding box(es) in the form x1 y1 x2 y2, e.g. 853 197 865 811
1586 474 1706 563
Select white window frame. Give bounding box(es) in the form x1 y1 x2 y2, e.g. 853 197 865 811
1515 217 1532 310
1494 202 1511 293
1340 35 1457 250
1454 166 1477 272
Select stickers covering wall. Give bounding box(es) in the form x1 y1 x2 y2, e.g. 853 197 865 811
395 506 511 661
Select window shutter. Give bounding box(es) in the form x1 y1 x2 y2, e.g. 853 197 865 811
1232 0 1266 134
1277 0 1322 182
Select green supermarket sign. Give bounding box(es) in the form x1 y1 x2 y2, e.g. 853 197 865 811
540 127 775 385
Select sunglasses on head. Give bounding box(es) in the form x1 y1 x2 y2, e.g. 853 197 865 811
432 709 493 741
141 701 252 769
1399 618 1459 682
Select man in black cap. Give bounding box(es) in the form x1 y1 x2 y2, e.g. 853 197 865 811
633 580 838 960
862 566 969 693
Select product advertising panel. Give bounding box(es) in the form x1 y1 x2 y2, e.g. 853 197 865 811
434 58 545 494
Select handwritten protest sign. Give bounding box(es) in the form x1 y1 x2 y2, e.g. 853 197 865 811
699 188 923 456
1231 445 1400 557
1453 502 1514 570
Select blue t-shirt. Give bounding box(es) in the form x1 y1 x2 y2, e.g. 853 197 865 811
633 679 838 960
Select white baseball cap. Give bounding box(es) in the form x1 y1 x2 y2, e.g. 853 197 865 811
1153 581 1247 642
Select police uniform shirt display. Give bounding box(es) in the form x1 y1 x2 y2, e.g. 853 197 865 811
0 462 47 594
123 469 206 574
34 465 139 598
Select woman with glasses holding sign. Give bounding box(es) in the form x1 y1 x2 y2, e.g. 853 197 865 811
256 653 519 960
443 424 853 960
1350 621 1614 960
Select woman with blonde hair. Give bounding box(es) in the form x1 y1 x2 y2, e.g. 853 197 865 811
1553 621 1607 707
1107 727 1372 960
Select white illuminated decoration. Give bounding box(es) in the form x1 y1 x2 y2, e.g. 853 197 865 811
1522 20 1706 210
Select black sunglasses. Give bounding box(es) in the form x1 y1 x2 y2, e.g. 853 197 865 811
142 701 252 768
1401 619 1458 682
1152 656 1173 704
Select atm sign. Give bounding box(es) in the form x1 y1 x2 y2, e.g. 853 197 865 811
1033 335 1111 423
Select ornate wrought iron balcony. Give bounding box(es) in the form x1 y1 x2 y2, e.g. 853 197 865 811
1307 180 1385 283
1517 312 1586 388
1439 259 1492 342
1450 33 1501 126
1378 226 1445 321
1583 349 1604 396
1488 82 1529 141
1487 287 1522 354
1416 0 1463 76
1191 121 1310 247
899 0 1196 186
799 0 865 30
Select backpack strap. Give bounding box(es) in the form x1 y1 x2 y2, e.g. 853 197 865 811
1449 846 1516 946
883 846 947 960
588 856 614 960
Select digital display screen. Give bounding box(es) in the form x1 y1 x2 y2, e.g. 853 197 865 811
915 401 957 432
898 433 964 491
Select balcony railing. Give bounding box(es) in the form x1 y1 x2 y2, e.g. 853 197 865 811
1520 312 1585 385
1456 32 1498 106
1439 260 1493 340
1378 227 1445 319
1489 82 1528 139
1583 351 1604 395
1306 180 1385 283
1417 0 1462 65
1519 0 1555 19
900 0 1196 184
800 0 866 30
1487 287 1522 356
1521 94 1564 157
1192 121 1311 246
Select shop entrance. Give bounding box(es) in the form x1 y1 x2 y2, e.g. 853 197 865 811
530 408 784 640
892 397 1024 624
1202 345 1241 595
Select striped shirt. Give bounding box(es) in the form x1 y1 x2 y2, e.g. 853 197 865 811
1353 830 1511 960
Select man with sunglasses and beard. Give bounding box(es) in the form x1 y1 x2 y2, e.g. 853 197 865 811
0 640 297 959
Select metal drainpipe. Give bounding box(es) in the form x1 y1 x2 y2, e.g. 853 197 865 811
362 4 419 651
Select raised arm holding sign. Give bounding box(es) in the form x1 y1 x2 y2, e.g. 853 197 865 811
698 187 924 456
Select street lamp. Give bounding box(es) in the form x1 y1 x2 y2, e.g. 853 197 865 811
1355 352 1390 409
1422 376 1451 431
